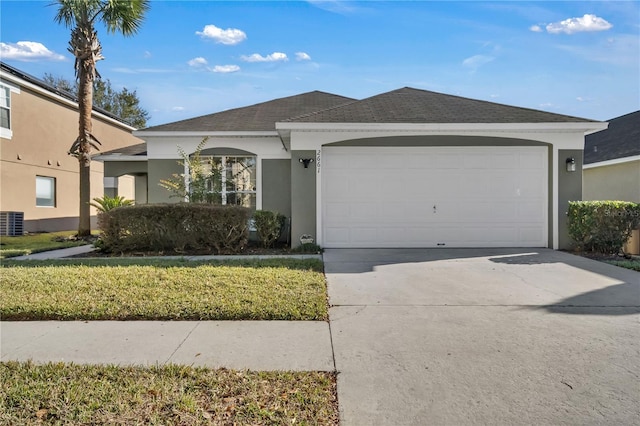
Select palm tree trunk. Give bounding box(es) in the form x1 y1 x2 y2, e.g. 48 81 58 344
77 63 93 237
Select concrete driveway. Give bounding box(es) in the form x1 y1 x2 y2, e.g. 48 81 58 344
325 248 640 426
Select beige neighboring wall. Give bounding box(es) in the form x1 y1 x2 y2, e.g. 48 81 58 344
583 159 640 254
0 72 142 233
583 160 640 203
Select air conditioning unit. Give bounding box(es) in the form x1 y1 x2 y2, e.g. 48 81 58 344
0 211 24 236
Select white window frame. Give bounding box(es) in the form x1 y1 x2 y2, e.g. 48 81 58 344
189 154 257 208
0 81 20 140
36 176 56 208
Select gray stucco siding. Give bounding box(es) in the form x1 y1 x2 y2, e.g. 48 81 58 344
148 159 183 203
290 150 317 247
558 149 583 250
261 159 291 217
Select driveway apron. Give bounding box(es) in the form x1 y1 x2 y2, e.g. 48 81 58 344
325 248 640 426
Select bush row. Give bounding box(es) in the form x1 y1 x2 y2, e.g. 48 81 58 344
568 201 640 254
97 204 250 254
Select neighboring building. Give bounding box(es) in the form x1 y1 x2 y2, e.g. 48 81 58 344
0 62 142 233
583 110 640 254
99 87 607 250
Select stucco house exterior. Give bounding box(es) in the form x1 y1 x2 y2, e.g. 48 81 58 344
0 62 142 233
98 87 607 249
583 110 640 254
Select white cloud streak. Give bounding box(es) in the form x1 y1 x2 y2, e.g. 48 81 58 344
462 54 495 70
196 24 247 45
240 52 288 62
295 52 311 61
533 14 613 35
188 57 208 67
0 41 65 61
212 65 240 73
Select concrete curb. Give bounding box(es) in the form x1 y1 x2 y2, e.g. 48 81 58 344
9 245 323 261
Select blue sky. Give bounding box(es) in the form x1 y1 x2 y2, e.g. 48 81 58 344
1 1 638 126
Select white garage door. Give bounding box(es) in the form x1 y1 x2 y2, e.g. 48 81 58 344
322 146 548 248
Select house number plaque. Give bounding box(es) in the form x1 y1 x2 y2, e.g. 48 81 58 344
316 150 321 173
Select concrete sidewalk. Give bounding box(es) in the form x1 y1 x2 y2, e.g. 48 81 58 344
2 246 332 371
1 321 334 371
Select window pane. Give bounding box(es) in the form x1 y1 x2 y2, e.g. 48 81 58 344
36 176 55 207
0 107 8 129
0 86 9 109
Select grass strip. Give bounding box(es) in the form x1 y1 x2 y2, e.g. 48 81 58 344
606 259 640 272
0 259 327 321
0 361 338 425
0 231 91 259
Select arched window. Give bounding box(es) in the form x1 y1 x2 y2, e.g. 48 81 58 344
195 155 256 208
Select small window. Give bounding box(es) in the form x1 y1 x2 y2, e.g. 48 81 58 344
36 176 56 207
0 85 11 132
0 82 19 139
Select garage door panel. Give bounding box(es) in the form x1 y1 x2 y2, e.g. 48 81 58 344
322 146 547 248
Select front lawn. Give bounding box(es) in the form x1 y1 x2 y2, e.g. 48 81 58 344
0 231 92 259
0 258 327 321
0 361 338 425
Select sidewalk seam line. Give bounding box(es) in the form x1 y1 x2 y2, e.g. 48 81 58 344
165 322 201 364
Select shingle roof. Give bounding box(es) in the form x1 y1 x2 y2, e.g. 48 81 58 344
584 110 640 164
285 87 598 124
98 142 147 157
141 91 355 132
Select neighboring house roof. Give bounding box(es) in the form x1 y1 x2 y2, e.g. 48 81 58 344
99 142 147 157
584 110 640 164
285 87 598 124
0 61 133 128
140 91 356 132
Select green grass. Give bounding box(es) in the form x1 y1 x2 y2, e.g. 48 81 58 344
0 258 328 321
0 231 91 259
0 361 338 425
606 259 640 272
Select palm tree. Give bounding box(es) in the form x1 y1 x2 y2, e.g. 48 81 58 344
53 0 149 237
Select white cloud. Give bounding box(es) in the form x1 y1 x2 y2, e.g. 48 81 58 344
0 41 65 61
188 57 208 67
545 14 612 34
529 25 543 33
462 54 495 71
196 24 247 45
240 52 288 62
172 106 185 111
212 65 240 73
295 52 311 61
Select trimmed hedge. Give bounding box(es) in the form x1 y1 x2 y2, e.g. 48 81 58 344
253 210 286 248
97 203 250 254
568 201 640 254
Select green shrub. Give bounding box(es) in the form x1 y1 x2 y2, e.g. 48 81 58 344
292 243 323 254
568 201 640 254
253 210 286 247
98 203 250 254
90 195 134 212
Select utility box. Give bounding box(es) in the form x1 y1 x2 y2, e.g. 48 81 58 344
0 211 24 236
625 229 640 255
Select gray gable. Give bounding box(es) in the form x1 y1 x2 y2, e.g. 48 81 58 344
142 91 355 132
584 110 640 164
285 87 597 124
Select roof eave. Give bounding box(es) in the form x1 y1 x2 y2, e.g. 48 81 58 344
276 121 608 133
94 155 148 162
583 154 640 169
134 130 280 137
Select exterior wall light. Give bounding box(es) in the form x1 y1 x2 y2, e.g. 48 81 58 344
566 157 576 172
299 158 315 168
